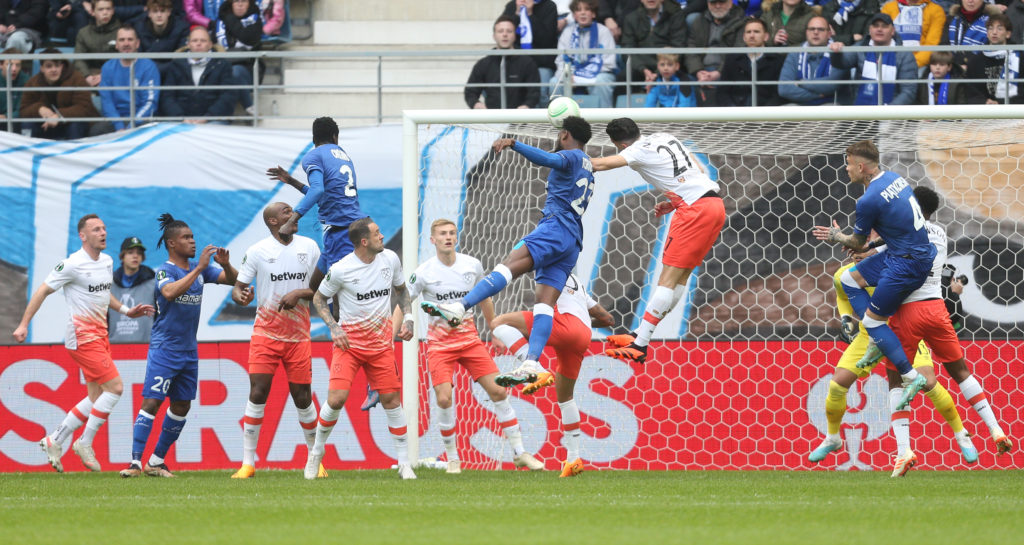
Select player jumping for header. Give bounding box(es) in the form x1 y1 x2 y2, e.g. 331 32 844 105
421 116 595 387
590 118 725 364
812 140 936 411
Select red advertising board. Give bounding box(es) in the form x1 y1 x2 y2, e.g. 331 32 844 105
1 341 1020 472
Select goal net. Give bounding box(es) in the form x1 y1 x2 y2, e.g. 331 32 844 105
402 106 1024 471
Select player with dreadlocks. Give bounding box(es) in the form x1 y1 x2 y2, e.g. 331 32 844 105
120 213 239 478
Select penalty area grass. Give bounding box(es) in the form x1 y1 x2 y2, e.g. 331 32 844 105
1 469 1022 545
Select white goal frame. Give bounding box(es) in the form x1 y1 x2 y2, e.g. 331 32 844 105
400 104 1024 465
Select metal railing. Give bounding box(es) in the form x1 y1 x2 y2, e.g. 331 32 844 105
2 44 1023 132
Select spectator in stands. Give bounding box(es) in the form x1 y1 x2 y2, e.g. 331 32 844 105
109 236 156 343
685 0 746 106
159 26 236 123
465 14 540 109
0 47 29 130
1008 0 1024 46
0 0 47 52
111 0 148 24
965 14 1021 104
735 0 764 17
821 0 880 45
136 0 189 75
943 0 1001 70
597 0 637 40
261 0 284 35
778 15 847 104
917 50 967 104
74 0 121 86
94 24 159 133
879 0 945 68
717 17 785 105
620 0 687 85
828 13 918 105
644 51 697 106
551 0 617 107
19 50 98 138
503 0 560 97
761 0 818 47
183 0 212 29
48 0 76 43
215 0 262 115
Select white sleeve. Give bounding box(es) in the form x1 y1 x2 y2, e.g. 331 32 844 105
407 264 424 299
585 291 598 310
318 264 342 298
473 257 485 283
391 251 404 288
236 248 258 284
44 259 75 290
308 240 321 275
598 25 617 74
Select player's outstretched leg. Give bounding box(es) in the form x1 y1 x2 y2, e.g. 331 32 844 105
305 401 342 480
122 408 156 478
891 449 918 478
923 383 977 464
950 371 1013 456
382 401 416 480
73 390 120 472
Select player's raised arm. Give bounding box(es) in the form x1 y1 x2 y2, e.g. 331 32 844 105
267 165 307 194
213 247 239 285
812 219 868 252
591 155 628 172
160 245 215 301
280 169 324 236
494 138 570 171
12 283 57 342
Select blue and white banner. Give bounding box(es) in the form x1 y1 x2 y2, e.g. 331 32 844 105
1 123 403 344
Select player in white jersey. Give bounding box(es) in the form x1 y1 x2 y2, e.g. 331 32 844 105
408 219 543 473
304 217 418 480
12 214 153 473
591 118 726 365
490 274 613 477
228 202 326 479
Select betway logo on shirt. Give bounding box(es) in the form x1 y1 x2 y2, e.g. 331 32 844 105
880 177 909 202
88 282 112 293
270 271 308 282
175 293 203 305
356 288 390 301
435 290 468 302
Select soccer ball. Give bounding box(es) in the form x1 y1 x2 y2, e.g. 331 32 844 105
547 96 581 128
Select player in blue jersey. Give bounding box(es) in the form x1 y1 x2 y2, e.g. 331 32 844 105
422 116 595 387
267 116 381 410
119 213 239 478
812 140 937 411
268 116 368 278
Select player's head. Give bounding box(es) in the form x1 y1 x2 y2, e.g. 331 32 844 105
844 140 879 184
913 186 940 220
263 201 295 240
312 116 339 147
77 214 107 251
557 116 592 151
349 216 384 254
157 213 195 258
429 218 457 255
605 118 641 150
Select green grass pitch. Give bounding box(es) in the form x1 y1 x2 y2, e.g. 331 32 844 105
2 469 1022 544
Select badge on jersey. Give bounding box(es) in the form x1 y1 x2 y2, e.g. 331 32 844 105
157 270 168 281
409 273 416 284
241 254 247 265
381 268 392 282
463 272 474 284
55 262 64 272
298 253 308 264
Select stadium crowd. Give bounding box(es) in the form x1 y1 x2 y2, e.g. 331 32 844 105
2 0 1022 138
466 0 1023 108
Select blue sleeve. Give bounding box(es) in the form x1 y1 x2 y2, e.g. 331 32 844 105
644 88 659 107
203 264 223 284
134 60 160 121
99 64 122 130
294 169 324 216
777 53 819 104
853 195 877 237
511 141 569 170
799 66 846 95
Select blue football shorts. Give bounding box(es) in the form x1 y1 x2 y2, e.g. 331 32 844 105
142 348 200 401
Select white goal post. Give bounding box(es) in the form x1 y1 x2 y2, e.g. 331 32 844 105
400 105 1024 470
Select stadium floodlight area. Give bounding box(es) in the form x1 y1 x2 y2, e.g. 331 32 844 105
402 105 1024 470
